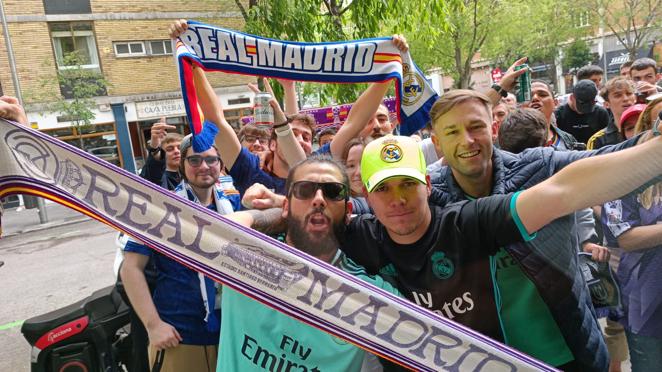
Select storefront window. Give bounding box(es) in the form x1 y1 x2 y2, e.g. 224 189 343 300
41 123 121 167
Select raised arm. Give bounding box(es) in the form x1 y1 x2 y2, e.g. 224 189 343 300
517 135 662 234
249 79 306 166
170 20 242 168
485 57 528 106
330 81 390 158
329 35 409 159
278 78 299 115
0 96 28 124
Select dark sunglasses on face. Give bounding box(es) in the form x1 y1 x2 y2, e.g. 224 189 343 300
185 155 221 167
290 181 348 201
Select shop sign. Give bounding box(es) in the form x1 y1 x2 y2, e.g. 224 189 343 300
136 99 186 119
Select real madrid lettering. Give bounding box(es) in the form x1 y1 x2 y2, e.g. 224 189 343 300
181 27 377 74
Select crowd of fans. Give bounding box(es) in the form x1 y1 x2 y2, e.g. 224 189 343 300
2 19 662 372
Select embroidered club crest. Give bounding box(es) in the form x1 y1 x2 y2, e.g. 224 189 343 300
401 63 424 106
431 252 454 279
381 144 402 163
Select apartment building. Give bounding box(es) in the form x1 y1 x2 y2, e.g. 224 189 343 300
0 0 254 173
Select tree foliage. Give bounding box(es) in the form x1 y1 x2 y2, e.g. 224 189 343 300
244 0 452 104
563 39 594 71
409 0 587 89
33 51 109 150
579 0 662 60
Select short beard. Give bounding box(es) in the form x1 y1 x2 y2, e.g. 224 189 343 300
286 208 346 258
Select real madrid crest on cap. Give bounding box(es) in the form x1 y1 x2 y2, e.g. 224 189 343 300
381 138 403 163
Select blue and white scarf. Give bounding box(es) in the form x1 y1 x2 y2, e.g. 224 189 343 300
174 21 438 152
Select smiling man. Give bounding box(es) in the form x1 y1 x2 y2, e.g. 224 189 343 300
341 132 662 371
121 135 240 372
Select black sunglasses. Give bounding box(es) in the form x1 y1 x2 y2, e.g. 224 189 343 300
185 155 221 167
290 181 348 201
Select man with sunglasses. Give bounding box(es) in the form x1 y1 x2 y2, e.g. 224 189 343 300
338 133 662 372
215 154 400 371
120 135 240 372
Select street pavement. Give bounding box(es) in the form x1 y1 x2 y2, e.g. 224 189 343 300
0 202 117 372
1 200 89 238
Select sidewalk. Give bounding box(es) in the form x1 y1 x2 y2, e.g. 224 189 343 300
1 201 90 238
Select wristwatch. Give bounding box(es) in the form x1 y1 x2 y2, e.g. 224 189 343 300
491 83 508 98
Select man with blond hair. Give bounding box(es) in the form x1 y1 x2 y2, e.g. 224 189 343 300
426 80 645 370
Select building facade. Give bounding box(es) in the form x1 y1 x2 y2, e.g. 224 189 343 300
0 0 254 175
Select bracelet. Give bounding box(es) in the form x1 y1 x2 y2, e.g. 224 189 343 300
272 116 291 129
653 118 661 137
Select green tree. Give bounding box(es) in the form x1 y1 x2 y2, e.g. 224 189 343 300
35 51 109 150
563 39 593 71
578 0 662 60
245 0 451 104
411 0 587 89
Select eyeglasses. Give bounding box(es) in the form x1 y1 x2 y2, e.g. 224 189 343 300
242 135 269 145
290 181 348 201
185 155 221 167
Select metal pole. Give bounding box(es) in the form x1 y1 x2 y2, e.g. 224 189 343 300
0 0 48 223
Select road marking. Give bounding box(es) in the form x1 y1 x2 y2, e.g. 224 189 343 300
0 319 24 331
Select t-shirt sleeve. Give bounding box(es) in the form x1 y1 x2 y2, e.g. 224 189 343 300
228 147 263 195
123 238 152 257
601 196 639 246
458 192 533 255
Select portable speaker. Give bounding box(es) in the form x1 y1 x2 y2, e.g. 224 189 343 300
49 342 96 372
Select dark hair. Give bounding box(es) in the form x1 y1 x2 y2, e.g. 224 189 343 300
290 113 317 135
238 124 270 142
498 108 547 153
531 79 554 95
577 65 604 80
317 127 337 144
179 140 222 182
631 58 658 73
340 137 365 165
620 61 633 71
285 154 349 197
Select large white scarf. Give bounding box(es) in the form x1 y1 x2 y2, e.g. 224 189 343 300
0 118 552 371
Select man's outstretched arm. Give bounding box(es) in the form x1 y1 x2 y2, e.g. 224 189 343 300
517 135 662 234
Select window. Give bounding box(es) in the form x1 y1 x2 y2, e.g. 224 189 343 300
114 42 146 57
574 11 590 28
50 22 100 71
113 40 173 57
43 0 91 14
148 40 173 55
228 97 251 105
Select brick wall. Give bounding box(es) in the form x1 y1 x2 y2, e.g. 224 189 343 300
0 22 59 102
97 16 252 96
91 0 247 14
0 0 252 102
3 0 45 15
